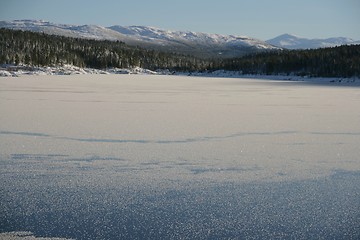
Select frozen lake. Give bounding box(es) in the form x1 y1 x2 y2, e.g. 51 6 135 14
1 75 360 239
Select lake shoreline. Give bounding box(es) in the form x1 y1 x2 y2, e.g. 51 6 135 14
1 64 360 86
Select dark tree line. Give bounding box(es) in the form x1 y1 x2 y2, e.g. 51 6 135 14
0 28 212 71
1 28 359 77
220 45 360 77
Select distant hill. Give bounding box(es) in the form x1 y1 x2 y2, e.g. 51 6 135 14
267 34 360 49
107 25 279 58
0 20 278 58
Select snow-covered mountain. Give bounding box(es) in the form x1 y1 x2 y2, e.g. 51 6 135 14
267 34 360 49
0 20 134 41
108 25 278 57
0 20 278 58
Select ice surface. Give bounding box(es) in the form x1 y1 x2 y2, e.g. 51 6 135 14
1 75 359 239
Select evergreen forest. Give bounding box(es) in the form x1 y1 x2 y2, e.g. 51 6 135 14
1 28 360 77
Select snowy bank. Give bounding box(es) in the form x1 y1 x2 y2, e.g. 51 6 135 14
0 64 159 77
1 64 359 85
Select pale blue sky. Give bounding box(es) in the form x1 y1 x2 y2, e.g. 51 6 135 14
1 0 359 40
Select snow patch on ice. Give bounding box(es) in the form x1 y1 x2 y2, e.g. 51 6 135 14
0 231 73 240
0 70 14 77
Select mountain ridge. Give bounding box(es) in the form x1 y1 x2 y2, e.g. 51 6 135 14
0 20 278 58
2 20 358 56
266 33 360 49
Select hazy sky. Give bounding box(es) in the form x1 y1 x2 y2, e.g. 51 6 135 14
1 0 359 40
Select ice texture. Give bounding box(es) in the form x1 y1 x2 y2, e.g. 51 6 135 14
1 75 359 239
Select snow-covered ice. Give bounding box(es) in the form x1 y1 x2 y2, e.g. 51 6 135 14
1 75 359 239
